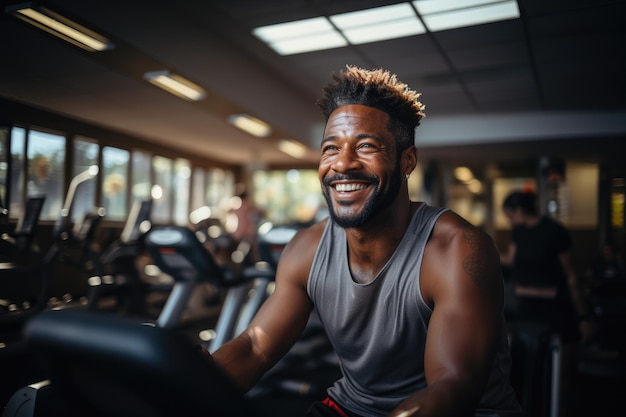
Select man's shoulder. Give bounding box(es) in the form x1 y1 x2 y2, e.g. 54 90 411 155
298 217 329 241
281 219 328 264
428 210 496 255
429 209 475 237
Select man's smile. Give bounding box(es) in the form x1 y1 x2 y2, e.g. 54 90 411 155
333 183 368 192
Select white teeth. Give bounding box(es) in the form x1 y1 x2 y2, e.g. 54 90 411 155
335 183 367 192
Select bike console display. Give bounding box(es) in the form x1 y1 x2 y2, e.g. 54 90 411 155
146 226 224 286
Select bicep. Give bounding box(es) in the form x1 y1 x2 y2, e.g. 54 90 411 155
425 292 500 386
423 225 503 389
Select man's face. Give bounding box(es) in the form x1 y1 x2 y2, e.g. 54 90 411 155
319 104 403 228
504 207 524 227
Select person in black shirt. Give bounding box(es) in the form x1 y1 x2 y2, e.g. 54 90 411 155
500 190 591 416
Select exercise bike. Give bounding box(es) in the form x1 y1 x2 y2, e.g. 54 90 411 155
1 196 46 318
4 221 343 416
0 196 46 265
206 221 298 352
85 198 154 316
0 167 104 407
3 225 264 417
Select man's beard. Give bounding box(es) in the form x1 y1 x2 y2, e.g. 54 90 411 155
322 163 403 228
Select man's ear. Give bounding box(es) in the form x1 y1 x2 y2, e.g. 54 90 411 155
403 146 418 177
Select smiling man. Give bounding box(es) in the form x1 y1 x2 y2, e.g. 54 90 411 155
210 66 523 417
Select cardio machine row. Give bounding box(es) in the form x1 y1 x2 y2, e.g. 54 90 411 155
2 209 334 416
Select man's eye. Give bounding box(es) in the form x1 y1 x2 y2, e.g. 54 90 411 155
357 143 376 151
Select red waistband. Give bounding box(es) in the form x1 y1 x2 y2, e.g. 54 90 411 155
322 397 350 417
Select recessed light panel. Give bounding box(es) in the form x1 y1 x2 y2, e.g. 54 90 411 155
253 17 346 55
331 3 426 44
414 0 520 31
253 1 520 54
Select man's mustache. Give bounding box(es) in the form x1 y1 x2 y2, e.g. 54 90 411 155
322 173 379 188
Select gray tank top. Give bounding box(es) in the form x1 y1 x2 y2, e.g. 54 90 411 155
307 203 522 417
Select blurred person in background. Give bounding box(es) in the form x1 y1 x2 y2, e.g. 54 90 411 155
226 183 264 265
500 190 591 416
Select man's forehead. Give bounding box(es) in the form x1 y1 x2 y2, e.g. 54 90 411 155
328 103 390 120
322 105 393 146
325 105 390 133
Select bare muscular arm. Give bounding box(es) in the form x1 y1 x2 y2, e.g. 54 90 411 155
210 222 325 392
389 212 504 417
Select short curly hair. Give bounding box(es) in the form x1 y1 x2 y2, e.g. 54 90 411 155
316 65 426 150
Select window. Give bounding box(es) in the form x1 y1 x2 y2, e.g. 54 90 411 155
72 137 99 222
27 129 66 219
173 158 190 226
131 150 152 202
206 168 234 219
191 166 206 212
152 155 173 224
9 127 26 217
102 146 129 220
2 123 234 233
253 169 325 225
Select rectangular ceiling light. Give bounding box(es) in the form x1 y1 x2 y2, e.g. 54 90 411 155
253 1 520 55
228 114 272 138
330 3 425 44
144 70 206 101
278 140 308 159
413 0 520 32
253 17 347 55
6 2 114 52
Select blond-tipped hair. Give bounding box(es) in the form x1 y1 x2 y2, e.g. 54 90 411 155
317 65 425 149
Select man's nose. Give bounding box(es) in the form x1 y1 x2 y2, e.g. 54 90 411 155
331 147 362 172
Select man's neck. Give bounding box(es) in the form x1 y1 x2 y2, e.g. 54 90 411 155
345 200 418 283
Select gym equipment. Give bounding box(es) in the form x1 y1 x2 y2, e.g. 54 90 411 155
37 166 105 311
1 165 102 318
507 322 562 417
208 223 297 352
3 222 340 416
3 225 263 417
0 194 8 226
0 196 45 264
1 168 103 407
202 222 338 400
1 196 46 317
85 199 153 315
